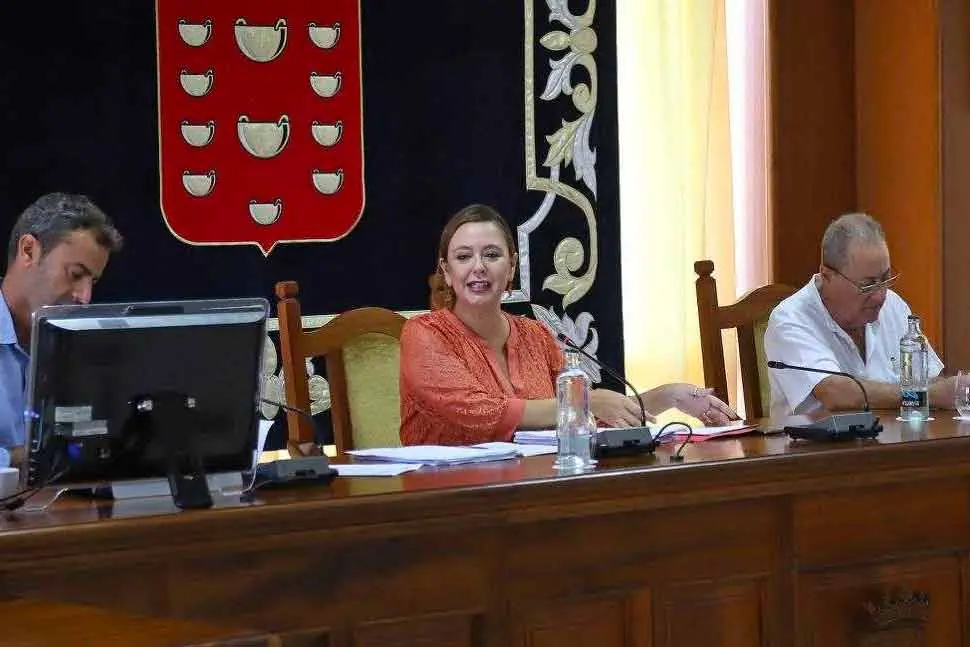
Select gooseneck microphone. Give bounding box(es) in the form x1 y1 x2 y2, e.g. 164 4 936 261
262 397 318 426
244 399 335 498
766 360 881 439
766 360 870 411
259 398 327 455
557 333 648 427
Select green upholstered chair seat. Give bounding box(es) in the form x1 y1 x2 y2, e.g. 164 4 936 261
342 333 402 450
753 315 772 417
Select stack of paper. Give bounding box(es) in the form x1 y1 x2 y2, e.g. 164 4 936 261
654 422 759 443
512 430 557 445
513 423 759 447
333 463 423 477
473 441 558 457
514 428 659 445
346 445 519 466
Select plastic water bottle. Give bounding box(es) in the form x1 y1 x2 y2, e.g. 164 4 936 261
554 349 593 470
899 314 930 421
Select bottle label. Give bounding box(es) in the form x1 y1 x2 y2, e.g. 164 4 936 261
901 390 927 408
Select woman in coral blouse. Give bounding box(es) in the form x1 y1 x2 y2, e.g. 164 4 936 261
399 204 736 445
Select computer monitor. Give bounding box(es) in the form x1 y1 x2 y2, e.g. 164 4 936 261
23 298 268 502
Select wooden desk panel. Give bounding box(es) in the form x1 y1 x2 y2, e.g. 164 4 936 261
794 479 970 567
797 556 963 647
0 599 280 647
1 415 969 646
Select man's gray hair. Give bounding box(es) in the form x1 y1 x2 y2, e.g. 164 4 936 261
7 192 123 263
820 212 885 270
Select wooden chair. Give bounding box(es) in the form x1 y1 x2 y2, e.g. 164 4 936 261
275 281 407 455
694 260 796 419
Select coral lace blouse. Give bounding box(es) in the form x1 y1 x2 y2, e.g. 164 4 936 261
399 308 565 445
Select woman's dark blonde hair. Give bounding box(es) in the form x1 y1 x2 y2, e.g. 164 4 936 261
429 203 516 310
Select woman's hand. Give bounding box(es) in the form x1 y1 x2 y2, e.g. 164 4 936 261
929 375 958 409
669 384 739 425
590 389 654 427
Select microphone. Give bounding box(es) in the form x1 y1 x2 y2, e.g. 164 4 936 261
766 360 881 439
557 333 648 427
766 360 870 411
259 398 327 456
262 397 318 425
556 333 657 455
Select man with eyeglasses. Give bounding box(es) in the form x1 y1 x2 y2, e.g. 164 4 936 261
764 212 955 419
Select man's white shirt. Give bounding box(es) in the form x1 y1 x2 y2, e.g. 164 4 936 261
764 276 943 419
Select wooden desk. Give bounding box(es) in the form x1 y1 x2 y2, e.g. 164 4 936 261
0 414 967 646
0 599 280 647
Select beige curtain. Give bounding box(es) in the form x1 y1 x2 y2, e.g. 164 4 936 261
618 0 739 422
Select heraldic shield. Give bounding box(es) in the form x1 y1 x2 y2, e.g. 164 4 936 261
156 1 364 255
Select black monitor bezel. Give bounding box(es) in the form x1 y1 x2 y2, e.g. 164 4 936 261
23 297 269 491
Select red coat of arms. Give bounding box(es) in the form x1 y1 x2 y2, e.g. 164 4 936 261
156 1 364 254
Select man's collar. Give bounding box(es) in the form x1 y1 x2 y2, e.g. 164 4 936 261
810 275 839 332
0 289 18 346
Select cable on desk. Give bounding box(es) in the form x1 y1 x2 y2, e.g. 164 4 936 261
657 421 693 463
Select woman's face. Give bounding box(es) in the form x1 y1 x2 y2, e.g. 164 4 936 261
440 221 515 310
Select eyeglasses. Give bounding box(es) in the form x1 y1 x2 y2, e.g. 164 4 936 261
823 264 899 296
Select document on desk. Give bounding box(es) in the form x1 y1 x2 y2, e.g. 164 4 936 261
512 430 557 445
514 423 762 447
333 463 424 477
346 445 520 466
473 441 558 457
252 420 276 469
656 422 760 442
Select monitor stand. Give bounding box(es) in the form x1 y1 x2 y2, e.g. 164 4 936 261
17 394 238 513
19 472 242 514
127 392 213 509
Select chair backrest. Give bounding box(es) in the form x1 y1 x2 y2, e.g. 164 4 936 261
694 260 796 419
275 281 407 454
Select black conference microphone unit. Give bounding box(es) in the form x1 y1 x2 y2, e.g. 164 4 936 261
766 360 882 440
556 333 657 455
251 398 336 492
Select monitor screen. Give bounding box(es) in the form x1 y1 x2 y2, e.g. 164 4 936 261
24 298 268 489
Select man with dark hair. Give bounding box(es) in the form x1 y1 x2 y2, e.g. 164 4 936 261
0 193 123 454
764 212 954 418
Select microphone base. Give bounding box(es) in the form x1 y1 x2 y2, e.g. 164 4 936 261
593 426 657 457
785 411 882 441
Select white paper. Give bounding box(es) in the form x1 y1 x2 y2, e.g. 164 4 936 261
657 422 754 437
515 423 755 447
252 420 276 469
473 441 558 457
334 463 424 477
512 430 557 445
346 445 519 465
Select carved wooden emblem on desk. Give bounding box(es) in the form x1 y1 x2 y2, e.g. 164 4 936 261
858 590 930 647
